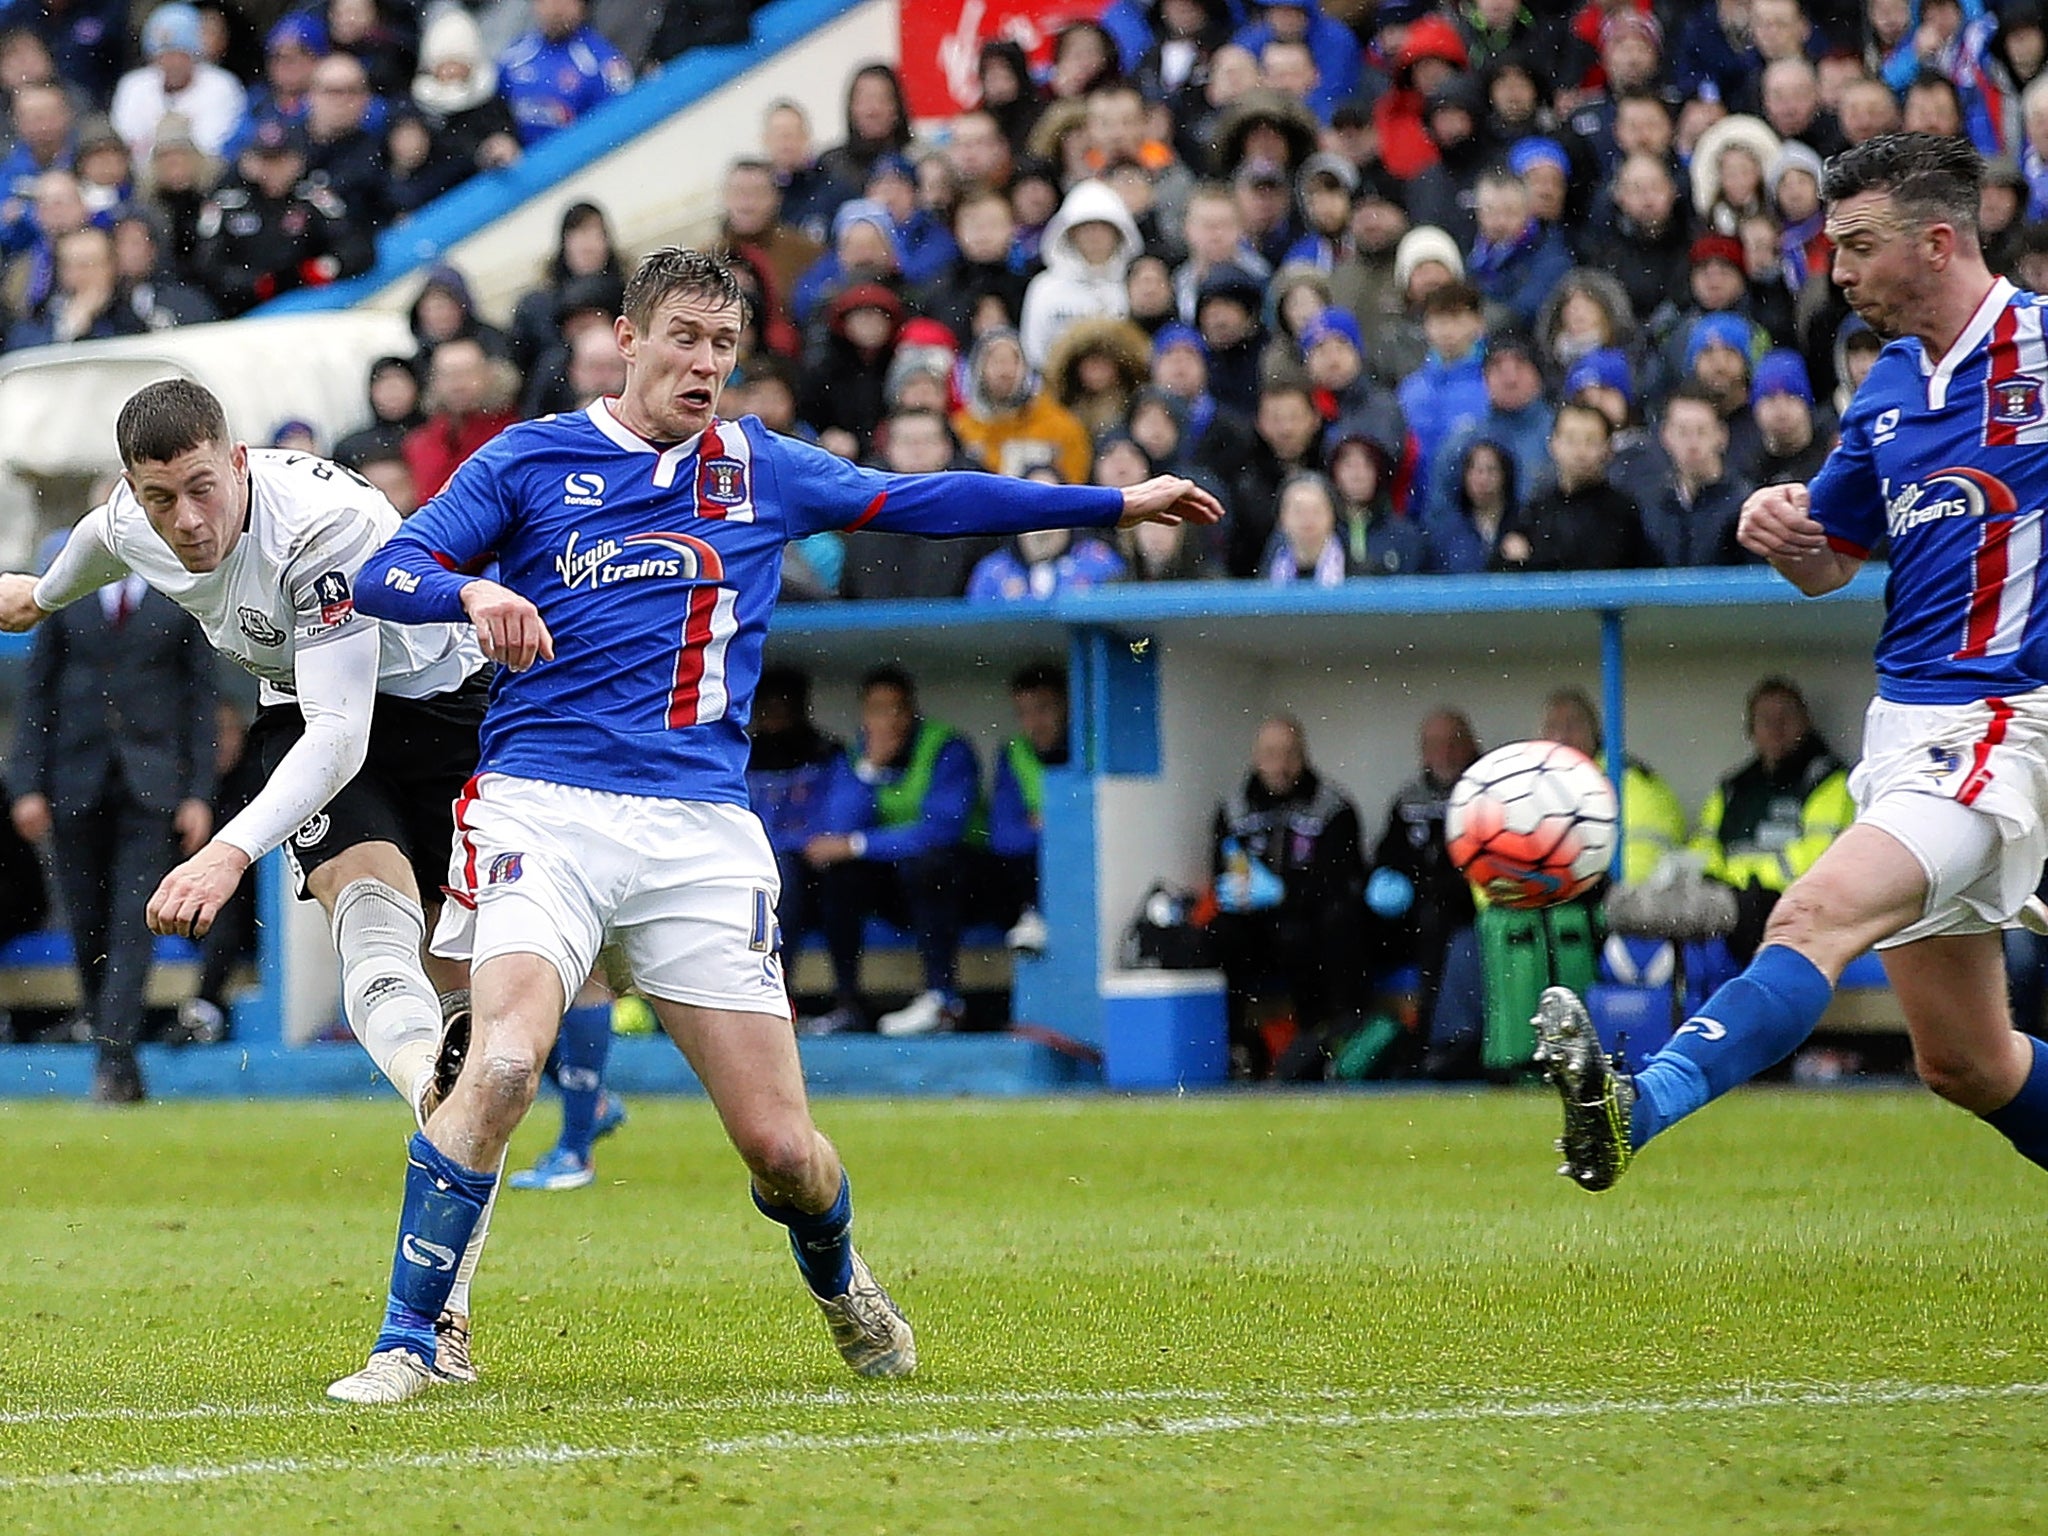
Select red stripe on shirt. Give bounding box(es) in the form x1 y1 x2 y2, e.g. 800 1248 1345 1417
1959 697 2015 806
666 585 719 728
440 774 484 909
1985 303 2023 448
843 491 887 532
1959 516 2015 658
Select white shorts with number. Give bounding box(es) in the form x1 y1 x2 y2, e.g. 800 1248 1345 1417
1849 688 2048 948
431 773 790 1018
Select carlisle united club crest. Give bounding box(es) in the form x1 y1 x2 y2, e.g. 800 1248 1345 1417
700 456 747 507
488 852 524 885
1990 375 2045 428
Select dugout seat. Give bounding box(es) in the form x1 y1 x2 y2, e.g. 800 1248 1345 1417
0 930 203 1011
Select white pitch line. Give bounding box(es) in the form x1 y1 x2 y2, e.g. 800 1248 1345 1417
4 1381 2045 1495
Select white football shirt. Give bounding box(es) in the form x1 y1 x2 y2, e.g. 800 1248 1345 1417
38 447 482 706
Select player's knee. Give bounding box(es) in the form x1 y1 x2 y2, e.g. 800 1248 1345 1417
1758 883 1850 971
733 1122 818 1191
1913 1046 2004 1112
471 1044 544 1112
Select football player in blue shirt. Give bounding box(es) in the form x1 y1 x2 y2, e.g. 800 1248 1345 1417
1539 133 2048 1199
325 245 1222 1402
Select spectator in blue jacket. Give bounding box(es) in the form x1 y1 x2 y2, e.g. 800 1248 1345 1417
790 198 904 327
230 12 325 158
802 667 985 1039
988 662 1070 956
1673 0 1762 107
745 666 843 967
0 83 73 258
499 0 631 147
1395 279 1490 517
1467 169 1572 328
966 517 1127 601
1426 330 1554 525
1425 436 1519 573
863 152 958 287
1229 0 1360 120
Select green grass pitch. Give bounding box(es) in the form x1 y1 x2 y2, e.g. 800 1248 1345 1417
3 1088 2047 1534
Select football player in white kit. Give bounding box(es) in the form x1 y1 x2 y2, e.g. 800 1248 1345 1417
0 380 498 1384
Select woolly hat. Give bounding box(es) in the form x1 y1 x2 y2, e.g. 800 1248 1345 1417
1751 348 1813 406
1769 141 1826 195
1394 225 1464 290
1300 308 1364 358
1507 136 1570 179
1685 312 1755 371
1564 347 1634 404
1152 321 1207 359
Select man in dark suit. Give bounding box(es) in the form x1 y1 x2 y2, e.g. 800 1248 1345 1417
10 567 215 1102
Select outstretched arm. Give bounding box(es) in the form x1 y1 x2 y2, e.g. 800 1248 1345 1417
0 507 127 630
1738 482 1863 597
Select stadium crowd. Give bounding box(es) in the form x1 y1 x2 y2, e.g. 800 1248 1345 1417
11 0 2047 586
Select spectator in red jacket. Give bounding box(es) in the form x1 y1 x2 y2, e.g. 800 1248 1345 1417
401 335 519 498
1373 15 1472 180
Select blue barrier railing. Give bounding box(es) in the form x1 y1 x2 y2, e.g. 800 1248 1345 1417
254 0 870 318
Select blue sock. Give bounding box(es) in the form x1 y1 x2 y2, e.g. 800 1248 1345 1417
371 1131 498 1363
554 1001 613 1161
1983 1035 2048 1171
754 1173 854 1297
1631 945 1834 1149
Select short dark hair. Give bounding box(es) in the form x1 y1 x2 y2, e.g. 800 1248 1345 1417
1010 661 1066 696
1554 398 1613 440
757 665 812 711
621 246 749 332
1822 131 1982 234
1423 279 1483 318
1745 674 1811 732
116 378 228 466
1663 381 1725 419
860 664 916 702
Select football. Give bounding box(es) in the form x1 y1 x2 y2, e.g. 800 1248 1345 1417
1445 740 1619 909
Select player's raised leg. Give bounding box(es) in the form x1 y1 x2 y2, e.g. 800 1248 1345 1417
651 995 915 1378
1883 933 2048 1161
1540 820 1929 1189
327 950 566 1404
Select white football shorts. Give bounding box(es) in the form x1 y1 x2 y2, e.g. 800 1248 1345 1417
1849 688 2048 948
432 773 790 1018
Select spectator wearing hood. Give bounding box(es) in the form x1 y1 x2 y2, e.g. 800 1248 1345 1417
1372 14 1472 181
1232 155 1303 271
1535 267 1638 388
1468 169 1573 329
1193 259 1268 417
410 7 522 200
883 319 960 417
976 39 1046 157
1045 315 1153 439
1397 277 1490 517
334 353 426 469
1019 177 1142 369
408 261 508 367
111 207 215 332
792 197 907 328
799 280 905 459
1327 423 1429 574
498 0 632 147
1280 152 1360 273
1403 72 1494 249
951 327 1093 483
1209 86 1320 183
1261 262 1334 390
1133 0 1234 110
1229 0 1361 119
1425 435 1519 572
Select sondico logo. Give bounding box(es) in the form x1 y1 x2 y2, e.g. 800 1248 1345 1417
563 472 606 507
400 1233 457 1271
1675 1017 1727 1042
1885 466 2020 539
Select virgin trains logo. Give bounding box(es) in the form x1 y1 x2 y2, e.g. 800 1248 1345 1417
1884 467 2020 538
555 529 726 590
